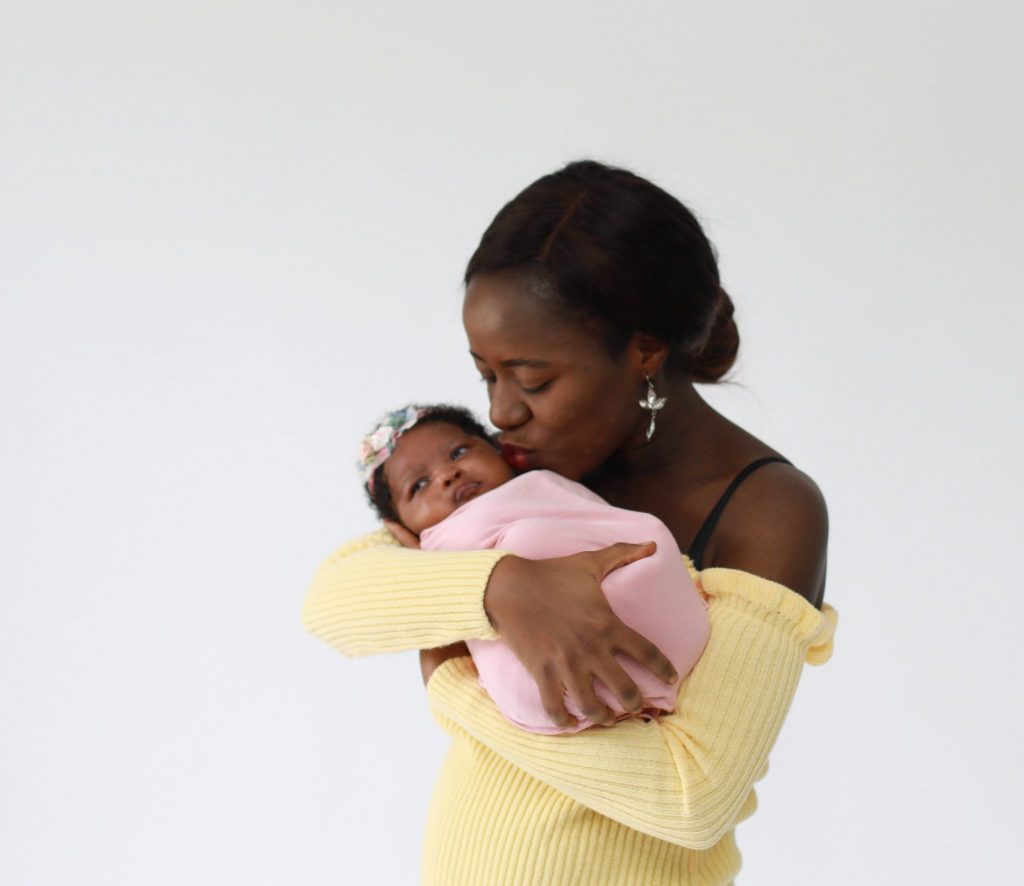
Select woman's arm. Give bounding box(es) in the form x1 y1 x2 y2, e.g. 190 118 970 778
302 531 679 722
301 528 505 656
425 567 838 850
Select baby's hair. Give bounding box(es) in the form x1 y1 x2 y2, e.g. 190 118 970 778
366 404 499 524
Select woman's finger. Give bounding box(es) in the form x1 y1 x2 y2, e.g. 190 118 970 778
384 519 421 549
592 655 645 714
561 664 615 727
419 642 472 686
617 624 679 686
585 541 657 581
535 669 577 730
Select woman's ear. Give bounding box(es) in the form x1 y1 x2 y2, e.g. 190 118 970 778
629 332 670 377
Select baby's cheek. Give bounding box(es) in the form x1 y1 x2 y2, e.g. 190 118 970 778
496 462 516 483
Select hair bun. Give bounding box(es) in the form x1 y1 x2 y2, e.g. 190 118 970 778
688 288 738 382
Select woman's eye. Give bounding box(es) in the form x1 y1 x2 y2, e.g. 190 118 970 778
479 376 496 386
450 445 468 460
521 380 552 394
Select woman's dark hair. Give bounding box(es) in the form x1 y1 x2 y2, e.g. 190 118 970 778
366 404 498 524
464 159 738 382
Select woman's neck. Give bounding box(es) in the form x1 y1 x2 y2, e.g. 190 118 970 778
583 377 786 555
583 380 743 494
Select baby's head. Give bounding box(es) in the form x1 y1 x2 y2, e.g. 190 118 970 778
358 404 515 535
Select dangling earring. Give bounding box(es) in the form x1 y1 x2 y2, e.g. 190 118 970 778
638 375 667 442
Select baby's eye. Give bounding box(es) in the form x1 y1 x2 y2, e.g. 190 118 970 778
450 445 468 460
410 477 428 496
479 375 496 386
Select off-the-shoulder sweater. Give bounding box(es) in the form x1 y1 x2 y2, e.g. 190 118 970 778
302 528 838 885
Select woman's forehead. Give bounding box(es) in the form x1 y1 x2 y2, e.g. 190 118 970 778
463 274 604 361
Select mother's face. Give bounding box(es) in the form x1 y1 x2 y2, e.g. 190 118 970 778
463 272 645 482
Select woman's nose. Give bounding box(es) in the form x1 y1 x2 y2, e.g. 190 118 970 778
489 383 530 430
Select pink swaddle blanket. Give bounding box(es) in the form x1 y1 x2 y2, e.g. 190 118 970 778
419 470 710 734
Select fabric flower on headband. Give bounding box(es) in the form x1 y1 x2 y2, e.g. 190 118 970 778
356 405 428 491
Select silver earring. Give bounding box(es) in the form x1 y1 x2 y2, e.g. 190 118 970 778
638 375 667 442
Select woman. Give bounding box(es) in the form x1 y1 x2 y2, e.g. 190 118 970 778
303 159 838 885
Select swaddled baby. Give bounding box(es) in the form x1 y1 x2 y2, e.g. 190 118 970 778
358 404 710 734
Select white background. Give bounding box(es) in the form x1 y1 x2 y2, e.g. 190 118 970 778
2 2 1022 883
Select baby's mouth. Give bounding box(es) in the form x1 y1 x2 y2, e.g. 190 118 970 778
453 481 482 504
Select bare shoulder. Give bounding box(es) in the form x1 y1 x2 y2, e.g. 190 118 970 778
711 461 829 608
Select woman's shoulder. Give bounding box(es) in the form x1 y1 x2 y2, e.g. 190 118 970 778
709 459 829 608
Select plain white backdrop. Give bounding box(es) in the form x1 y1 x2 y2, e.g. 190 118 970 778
2 1 1022 883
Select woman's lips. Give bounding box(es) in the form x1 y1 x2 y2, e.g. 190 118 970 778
501 443 535 471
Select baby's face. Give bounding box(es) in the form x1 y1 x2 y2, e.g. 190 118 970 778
385 421 515 534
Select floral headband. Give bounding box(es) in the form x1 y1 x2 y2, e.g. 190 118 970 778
357 404 429 493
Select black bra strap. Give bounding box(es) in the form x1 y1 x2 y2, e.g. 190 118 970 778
688 456 792 570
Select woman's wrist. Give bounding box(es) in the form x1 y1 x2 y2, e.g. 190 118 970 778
482 554 524 631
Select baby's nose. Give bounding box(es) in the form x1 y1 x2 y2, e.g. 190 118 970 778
441 466 463 486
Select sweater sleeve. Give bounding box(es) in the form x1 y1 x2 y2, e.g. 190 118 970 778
425 567 838 850
301 528 505 657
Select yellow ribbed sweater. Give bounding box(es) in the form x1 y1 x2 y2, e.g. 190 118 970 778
302 528 838 885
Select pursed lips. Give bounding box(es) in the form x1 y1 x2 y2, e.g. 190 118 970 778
500 438 534 453
500 441 535 471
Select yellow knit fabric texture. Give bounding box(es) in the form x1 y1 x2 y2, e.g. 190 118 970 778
302 531 837 885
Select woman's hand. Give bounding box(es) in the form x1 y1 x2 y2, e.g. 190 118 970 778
420 642 472 686
483 542 679 729
384 519 420 549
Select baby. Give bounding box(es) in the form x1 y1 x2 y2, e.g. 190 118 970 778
357 403 710 734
